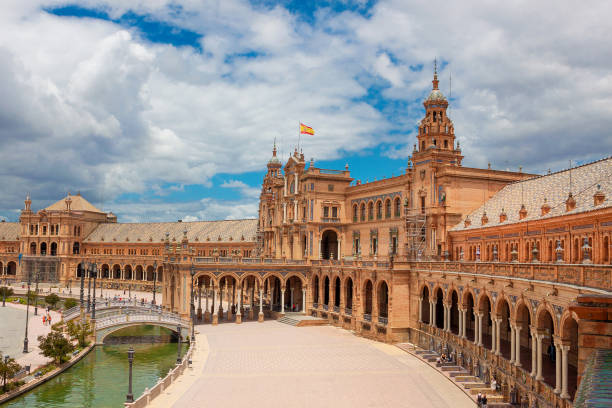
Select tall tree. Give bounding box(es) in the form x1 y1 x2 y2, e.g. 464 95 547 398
0 354 21 392
37 330 75 365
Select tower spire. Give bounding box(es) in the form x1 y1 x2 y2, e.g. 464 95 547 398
432 58 439 90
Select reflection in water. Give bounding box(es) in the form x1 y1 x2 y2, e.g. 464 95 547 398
3 327 188 408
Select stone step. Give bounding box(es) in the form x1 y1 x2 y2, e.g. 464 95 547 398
423 356 438 362
462 382 487 389
455 376 479 382
469 387 493 395
449 371 469 377
440 366 462 372
277 317 299 326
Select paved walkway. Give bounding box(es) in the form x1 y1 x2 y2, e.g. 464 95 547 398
154 321 475 408
0 302 61 370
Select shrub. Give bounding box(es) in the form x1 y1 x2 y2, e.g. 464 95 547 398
63 298 78 310
0 287 13 298
37 330 75 365
45 293 60 308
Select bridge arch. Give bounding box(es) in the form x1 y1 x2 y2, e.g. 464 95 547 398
97 322 186 344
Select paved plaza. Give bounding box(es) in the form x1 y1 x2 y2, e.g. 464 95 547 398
154 321 474 408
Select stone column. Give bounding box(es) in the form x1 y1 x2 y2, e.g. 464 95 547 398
281 288 285 314
477 313 483 346
495 318 501 356
510 325 516 363
204 283 210 323
429 301 434 326
554 341 561 394
302 288 306 313
258 289 264 322
443 304 448 331
491 319 497 353
474 311 479 343
516 325 523 367
560 345 570 399
530 328 537 376
536 333 544 381
290 288 294 311
432 301 437 327
236 285 242 324
462 309 467 338
212 288 218 325
418 297 423 323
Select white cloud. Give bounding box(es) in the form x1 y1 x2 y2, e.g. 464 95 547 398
0 0 610 221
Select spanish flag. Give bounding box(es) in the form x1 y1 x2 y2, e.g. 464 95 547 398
300 123 315 135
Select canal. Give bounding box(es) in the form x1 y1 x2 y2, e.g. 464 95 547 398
2 326 188 408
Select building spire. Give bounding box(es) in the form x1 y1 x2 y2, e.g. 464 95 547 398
432 58 439 90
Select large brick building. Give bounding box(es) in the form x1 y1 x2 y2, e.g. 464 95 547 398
1 68 610 407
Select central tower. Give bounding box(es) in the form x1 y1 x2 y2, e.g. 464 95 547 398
413 62 463 166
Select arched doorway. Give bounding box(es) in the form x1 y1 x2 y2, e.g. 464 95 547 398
30 242 36 255
135 265 144 281
363 280 373 318
378 281 389 320
323 276 330 307
124 265 133 280
345 278 353 313
321 230 338 260
497 299 512 360
112 264 121 279
465 292 475 341
537 309 555 388
334 277 341 310
50 242 57 256
285 276 303 312
146 265 154 281
266 276 281 313
421 286 430 324
480 295 492 350
157 266 163 283
313 275 319 306
72 242 79 255
435 288 444 329
7 261 17 276
561 316 578 399
101 264 110 279
450 290 459 334
515 303 532 372
40 242 47 255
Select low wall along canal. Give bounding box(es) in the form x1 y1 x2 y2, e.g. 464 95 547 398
2 325 188 408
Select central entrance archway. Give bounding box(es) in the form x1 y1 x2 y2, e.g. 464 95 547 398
321 230 338 260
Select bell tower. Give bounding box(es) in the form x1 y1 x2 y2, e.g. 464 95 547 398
413 61 463 166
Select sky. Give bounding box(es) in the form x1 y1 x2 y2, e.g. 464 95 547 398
0 0 610 222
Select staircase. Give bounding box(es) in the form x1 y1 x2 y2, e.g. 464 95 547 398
277 316 301 326
396 343 510 407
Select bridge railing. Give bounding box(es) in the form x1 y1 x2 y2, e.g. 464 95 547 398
95 309 189 330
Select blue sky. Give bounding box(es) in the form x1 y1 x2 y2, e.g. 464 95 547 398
0 0 610 222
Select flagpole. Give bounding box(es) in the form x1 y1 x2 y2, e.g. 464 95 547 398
298 121 301 152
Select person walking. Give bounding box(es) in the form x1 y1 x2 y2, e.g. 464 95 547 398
477 392 482 407
482 393 488 408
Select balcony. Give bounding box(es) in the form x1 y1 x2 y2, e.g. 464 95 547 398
322 304 329 311
321 217 340 223
378 316 388 326
363 313 371 322
344 307 352 316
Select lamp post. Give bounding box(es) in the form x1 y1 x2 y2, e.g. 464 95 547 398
87 263 92 313
2 264 6 307
176 325 182 364
126 347 135 403
3 355 9 391
79 262 85 310
68 278 72 295
23 266 32 353
152 262 157 305
33 261 40 316
92 263 97 320
190 264 195 343
128 283 131 299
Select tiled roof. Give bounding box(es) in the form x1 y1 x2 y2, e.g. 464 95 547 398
452 157 612 231
0 222 20 241
84 219 258 243
45 194 104 213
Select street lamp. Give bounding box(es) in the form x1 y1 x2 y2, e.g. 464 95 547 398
126 347 135 403
176 325 182 364
2 264 6 307
87 263 92 313
23 265 32 353
68 278 72 295
92 263 97 320
79 262 85 310
33 261 40 316
152 262 157 305
190 264 196 343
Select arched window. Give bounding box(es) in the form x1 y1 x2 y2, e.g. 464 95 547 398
444 140 448 148
368 202 374 220
73 242 80 255
421 141 425 150
360 203 365 221
385 199 391 218
394 197 401 217
376 201 382 219
289 181 295 194
353 204 358 222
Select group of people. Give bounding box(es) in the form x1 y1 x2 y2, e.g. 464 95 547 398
42 313 53 326
476 392 488 407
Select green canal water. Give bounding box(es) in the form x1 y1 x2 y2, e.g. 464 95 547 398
2 326 188 408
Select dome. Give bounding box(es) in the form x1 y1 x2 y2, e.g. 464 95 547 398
268 156 281 165
427 89 447 102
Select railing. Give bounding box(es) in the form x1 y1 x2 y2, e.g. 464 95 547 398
344 307 352 316
363 313 371 322
322 304 328 311
125 344 194 408
95 310 188 330
378 316 388 326
313 302 318 309
333 306 340 313
321 217 341 223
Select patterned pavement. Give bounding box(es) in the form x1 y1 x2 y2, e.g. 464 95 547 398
171 321 474 408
